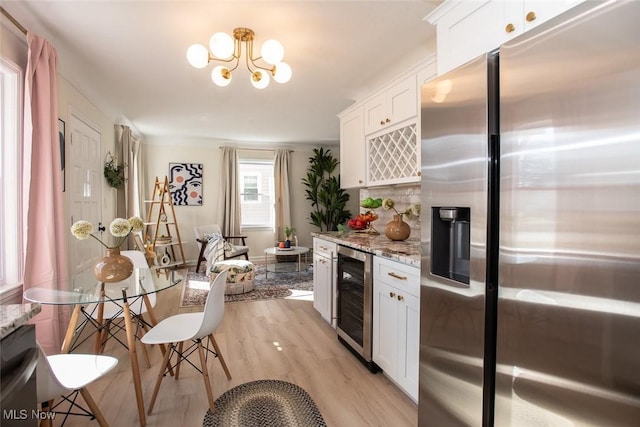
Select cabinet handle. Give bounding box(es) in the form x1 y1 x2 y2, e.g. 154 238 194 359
319 246 328 251
526 11 536 22
385 118 390 123
388 272 407 280
358 179 363 184
389 292 396 298
416 171 422 177
397 295 404 302
380 120 385 125
505 23 515 33
319 259 326 264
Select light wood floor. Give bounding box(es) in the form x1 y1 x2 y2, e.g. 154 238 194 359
59 275 418 427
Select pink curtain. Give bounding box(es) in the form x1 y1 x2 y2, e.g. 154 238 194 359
23 32 69 354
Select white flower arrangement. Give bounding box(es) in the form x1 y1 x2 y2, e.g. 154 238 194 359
71 217 144 249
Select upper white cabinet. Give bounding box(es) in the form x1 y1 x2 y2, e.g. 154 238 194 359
364 75 417 135
427 0 585 75
338 56 436 188
338 105 366 189
367 123 419 186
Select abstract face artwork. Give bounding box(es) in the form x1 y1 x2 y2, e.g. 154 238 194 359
169 163 203 205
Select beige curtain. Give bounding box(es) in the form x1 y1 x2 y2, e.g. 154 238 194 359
115 125 143 219
274 149 291 240
22 33 69 353
218 147 241 236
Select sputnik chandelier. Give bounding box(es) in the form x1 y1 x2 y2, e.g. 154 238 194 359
186 27 292 89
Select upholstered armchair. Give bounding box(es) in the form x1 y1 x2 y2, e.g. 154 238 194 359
194 225 249 273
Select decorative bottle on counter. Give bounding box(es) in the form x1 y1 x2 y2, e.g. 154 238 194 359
384 214 411 241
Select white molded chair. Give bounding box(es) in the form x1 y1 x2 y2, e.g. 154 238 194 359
36 344 118 427
194 225 249 273
141 270 232 414
87 250 156 364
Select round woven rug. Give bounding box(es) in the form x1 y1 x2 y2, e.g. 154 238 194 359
202 380 326 427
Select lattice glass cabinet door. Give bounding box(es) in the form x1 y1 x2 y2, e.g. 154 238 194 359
367 123 420 185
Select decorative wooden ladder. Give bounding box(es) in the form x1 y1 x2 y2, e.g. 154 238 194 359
143 176 186 272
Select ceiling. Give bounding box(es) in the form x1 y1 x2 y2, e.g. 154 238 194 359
2 1 441 147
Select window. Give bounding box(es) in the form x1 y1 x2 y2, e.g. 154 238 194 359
0 57 23 294
242 174 260 202
239 160 274 229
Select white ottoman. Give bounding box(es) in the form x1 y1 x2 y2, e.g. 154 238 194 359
210 260 255 295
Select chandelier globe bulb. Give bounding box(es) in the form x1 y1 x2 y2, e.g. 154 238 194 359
261 39 285 65
209 32 235 59
251 70 270 89
211 66 232 87
186 44 209 68
272 62 292 84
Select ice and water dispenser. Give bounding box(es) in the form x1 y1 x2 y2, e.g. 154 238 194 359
431 207 470 285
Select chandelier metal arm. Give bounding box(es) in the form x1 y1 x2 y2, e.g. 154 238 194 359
244 38 273 74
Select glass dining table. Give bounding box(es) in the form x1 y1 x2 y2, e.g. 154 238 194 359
23 267 182 427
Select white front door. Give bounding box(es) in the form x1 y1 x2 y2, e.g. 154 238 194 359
68 114 103 275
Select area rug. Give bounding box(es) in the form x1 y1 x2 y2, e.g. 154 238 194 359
202 380 326 427
181 262 313 306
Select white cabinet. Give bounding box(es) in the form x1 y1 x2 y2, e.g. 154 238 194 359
372 256 420 401
427 0 585 75
364 75 417 135
313 238 337 327
367 123 419 186
338 56 435 188
339 105 366 188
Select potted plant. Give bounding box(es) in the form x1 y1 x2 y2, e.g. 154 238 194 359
302 148 351 231
283 225 296 247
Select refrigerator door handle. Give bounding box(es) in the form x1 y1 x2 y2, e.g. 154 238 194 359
486 133 500 292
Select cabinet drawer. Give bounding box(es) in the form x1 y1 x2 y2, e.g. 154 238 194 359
374 256 420 298
313 238 337 258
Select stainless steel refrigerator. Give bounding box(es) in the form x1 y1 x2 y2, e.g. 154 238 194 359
419 1 640 425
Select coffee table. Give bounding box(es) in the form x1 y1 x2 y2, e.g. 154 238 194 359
263 246 310 278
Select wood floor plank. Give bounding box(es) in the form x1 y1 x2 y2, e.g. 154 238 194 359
55 277 417 427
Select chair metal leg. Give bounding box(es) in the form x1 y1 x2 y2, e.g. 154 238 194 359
197 341 216 412
208 334 232 380
79 387 109 427
147 342 173 415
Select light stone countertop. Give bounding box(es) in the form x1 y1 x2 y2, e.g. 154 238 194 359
311 231 420 268
1 303 41 339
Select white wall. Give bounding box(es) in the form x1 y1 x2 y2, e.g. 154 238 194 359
142 138 357 264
